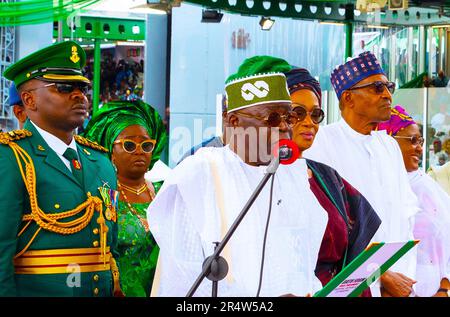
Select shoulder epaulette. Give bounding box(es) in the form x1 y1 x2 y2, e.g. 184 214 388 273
0 129 32 145
74 135 109 153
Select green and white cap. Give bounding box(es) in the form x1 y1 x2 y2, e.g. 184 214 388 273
225 72 291 112
224 56 292 113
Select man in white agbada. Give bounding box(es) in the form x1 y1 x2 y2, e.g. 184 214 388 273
303 52 420 297
147 56 329 297
378 105 450 297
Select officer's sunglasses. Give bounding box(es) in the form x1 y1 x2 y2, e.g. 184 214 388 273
236 110 299 127
291 105 325 124
28 82 89 95
394 135 424 146
348 81 396 95
113 139 156 154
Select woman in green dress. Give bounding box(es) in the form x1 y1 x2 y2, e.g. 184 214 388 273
83 100 167 297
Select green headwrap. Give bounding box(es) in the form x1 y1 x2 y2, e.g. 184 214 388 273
83 100 167 170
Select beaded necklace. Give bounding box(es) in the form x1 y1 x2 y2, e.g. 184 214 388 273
117 181 154 233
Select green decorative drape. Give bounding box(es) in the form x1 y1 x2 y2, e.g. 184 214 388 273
0 0 100 26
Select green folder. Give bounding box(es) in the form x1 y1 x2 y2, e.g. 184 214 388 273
314 240 419 297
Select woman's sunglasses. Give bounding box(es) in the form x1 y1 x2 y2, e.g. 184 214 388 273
28 82 89 95
291 105 325 124
236 110 300 127
394 135 424 146
113 139 156 154
348 81 396 95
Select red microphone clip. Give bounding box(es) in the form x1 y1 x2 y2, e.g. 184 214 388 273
272 139 300 165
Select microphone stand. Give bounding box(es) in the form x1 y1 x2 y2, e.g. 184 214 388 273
186 156 281 297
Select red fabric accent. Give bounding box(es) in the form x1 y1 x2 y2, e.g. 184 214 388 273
309 175 371 297
309 175 348 284
17 262 105 268
22 252 102 258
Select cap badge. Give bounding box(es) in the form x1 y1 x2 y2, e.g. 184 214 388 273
70 46 80 64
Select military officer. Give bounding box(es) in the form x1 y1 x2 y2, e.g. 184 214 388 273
0 41 121 297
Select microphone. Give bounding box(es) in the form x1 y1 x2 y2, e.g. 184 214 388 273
272 139 300 165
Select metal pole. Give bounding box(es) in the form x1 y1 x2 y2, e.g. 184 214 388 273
345 22 353 60
344 2 354 60
439 28 443 73
57 0 63 42
422 86 428 173
419 25 426 74
407 27 414 82
424 26 428 73
92 38 101 115
57 20 63 42
445 28 450 75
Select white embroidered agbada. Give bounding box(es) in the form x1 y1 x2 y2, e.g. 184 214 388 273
147 146 328 297
409 170 450 297
303 119 420 295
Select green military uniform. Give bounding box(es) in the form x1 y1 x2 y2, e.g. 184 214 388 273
0 41 120 297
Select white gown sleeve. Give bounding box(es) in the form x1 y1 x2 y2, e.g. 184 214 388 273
148 184 212 296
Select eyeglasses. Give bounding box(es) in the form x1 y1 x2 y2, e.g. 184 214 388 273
113 139 156 154
291 105 325 124
394 135 424 146
236 110 299 127
28 82 89 95
348 81 396 95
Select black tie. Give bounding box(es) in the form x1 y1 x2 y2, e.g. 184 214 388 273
63 148 83 187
